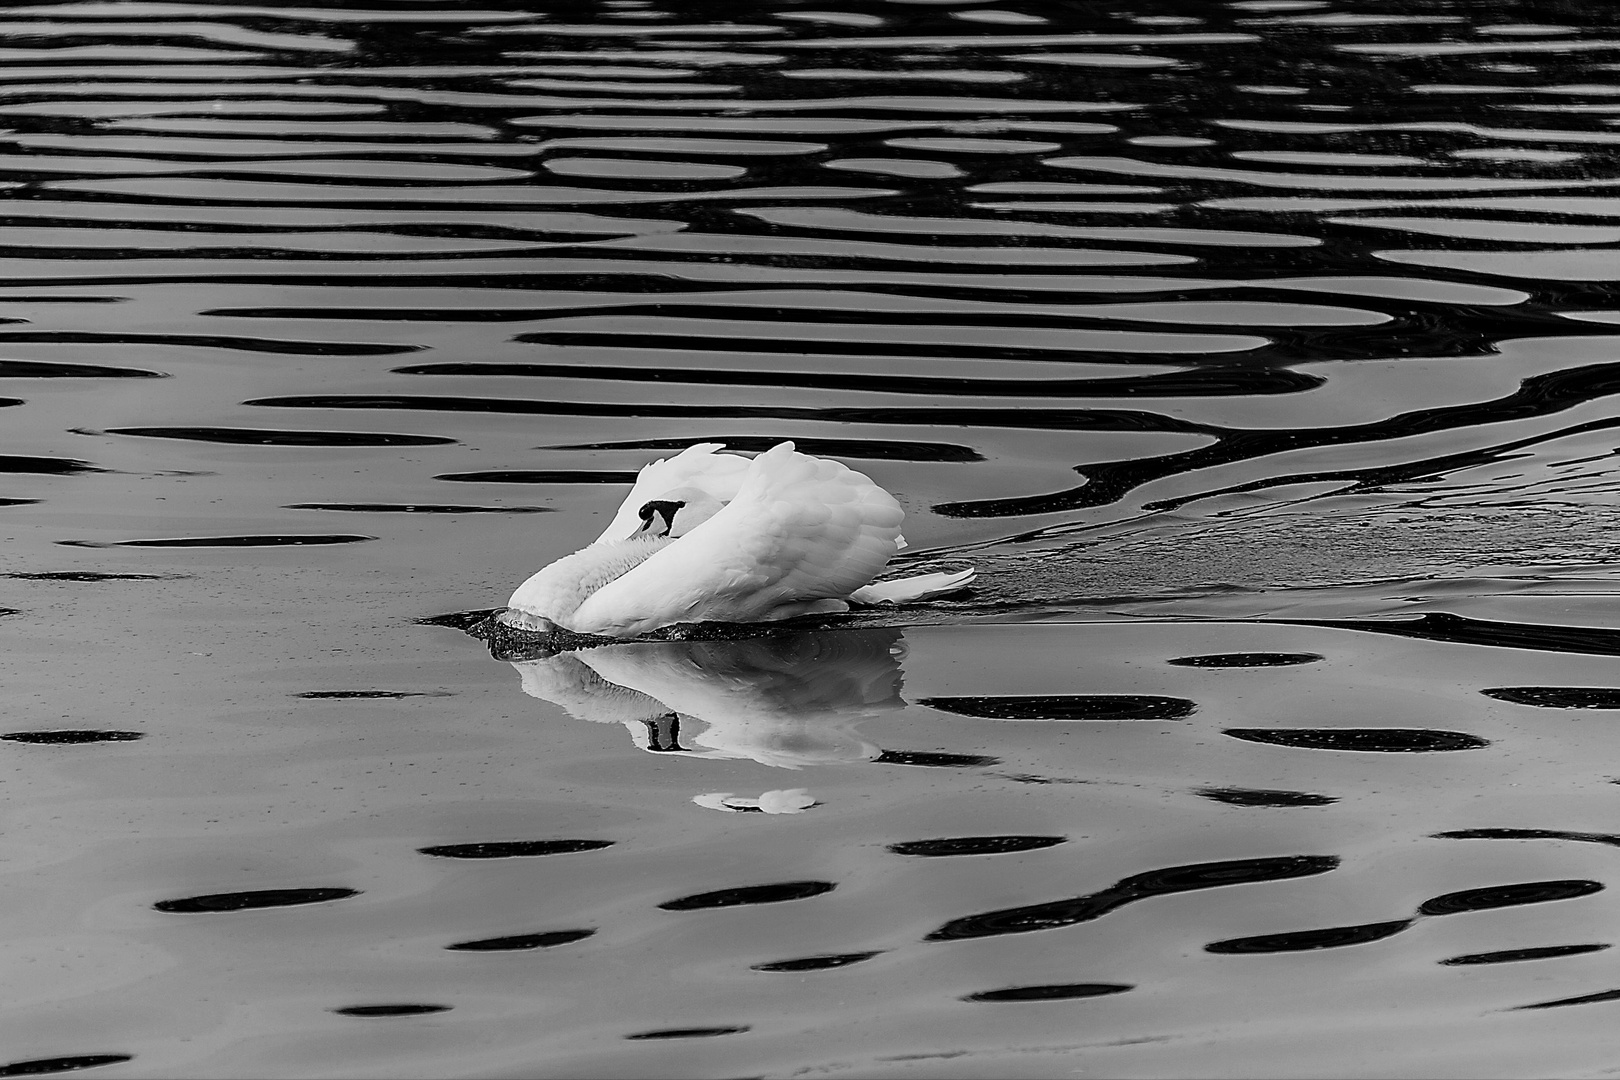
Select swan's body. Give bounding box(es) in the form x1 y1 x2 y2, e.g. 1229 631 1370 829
500 441 972 638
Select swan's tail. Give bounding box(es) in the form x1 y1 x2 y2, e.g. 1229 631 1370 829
849 568 975 606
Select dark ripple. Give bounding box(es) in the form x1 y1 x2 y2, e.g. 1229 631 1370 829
625 1026 750 1040
1442 944 1610 966
1 730 143 744
1197 787 1338 808
659 880 836 911
1 455 102 475
0 1056 134 1077
922 695 1196 721
393 359 1321 400
889 836 1067 857
964 983 1133 1003
1206 919 1415 954
1418 880 1603 917
334 1004 450 1017
1513 987 1620 1011
296 690 449 699
550 435 984 463
60 534 375 548
288 502 552 514
102 426 456 447
1482 687 1620 710
926 855 1339 942
874 749 1000 768
435 469 640 484
1169 652 1324 668
244 393 1218 436
752 951 884 972
0 360 164 378
0 332 417 355
4 572 169 581
419 839 614 859
445 928 595 952
154 887 359 913
1293 614 1620 659
1224 728 1489 752
1434 828 1620 849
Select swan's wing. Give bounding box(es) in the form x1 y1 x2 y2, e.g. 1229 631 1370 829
592 442 753 544
567 442 904 637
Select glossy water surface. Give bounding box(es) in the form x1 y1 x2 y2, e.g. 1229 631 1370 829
8 1 1620 1077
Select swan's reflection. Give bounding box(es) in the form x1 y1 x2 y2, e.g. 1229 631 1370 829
510 629 907 769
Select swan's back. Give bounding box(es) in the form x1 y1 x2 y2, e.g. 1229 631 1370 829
566 442 904 637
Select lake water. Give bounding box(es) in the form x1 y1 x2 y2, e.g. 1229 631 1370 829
8 1 1620 1076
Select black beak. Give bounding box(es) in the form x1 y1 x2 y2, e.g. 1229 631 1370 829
636 499 685 537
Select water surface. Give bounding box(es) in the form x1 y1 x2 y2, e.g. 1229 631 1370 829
7 1 1620 1076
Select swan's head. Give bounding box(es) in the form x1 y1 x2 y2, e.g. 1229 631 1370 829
629 487 724 539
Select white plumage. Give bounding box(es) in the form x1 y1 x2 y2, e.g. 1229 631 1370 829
499 441 973 638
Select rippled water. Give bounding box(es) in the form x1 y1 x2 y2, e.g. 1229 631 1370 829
9 1 1620 1076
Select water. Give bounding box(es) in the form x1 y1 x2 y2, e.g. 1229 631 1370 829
7 0 1620 1076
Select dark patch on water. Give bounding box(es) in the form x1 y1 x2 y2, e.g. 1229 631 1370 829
1 455 102 475
419 840 614 860
154 887 359 913
659 881 836 912
964 983 1133 1003
288 502 551 514
0 360 163 378
334 1004 450 1017
1434 828 1620 849
1290 614 1620 659
1418 880 1603 917
1442 944 1610 966
0 1055 134 1077
245 393 1223 437
875 749 1000 769
0 498 37 506
0 331 416 355
4 572 170 581
295 690 448 700
926 855 1339 942
102 426 456 447
889 836 1067 858
1 730 143 744
434 469 640 484
1512 987 1620 1011
1481 687 1620 709
61 534 375 548
1168 653 1323 668
752 952 884 973
625 1026 750 1041
1206 919 1415 954
1197 787 1338 808
921 695 1196 721
549 435 984 463
1224 728 1489 752
393 359 1319 401
445 929 595 952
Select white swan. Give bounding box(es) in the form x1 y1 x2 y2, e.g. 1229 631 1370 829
499 441 973 638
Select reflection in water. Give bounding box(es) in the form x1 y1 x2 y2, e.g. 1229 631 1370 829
511 627 904 768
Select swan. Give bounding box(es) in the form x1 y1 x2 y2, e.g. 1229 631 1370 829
498 441 973 638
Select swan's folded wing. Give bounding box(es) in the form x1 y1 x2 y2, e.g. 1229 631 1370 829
591 442 753 544
568 442 904 636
